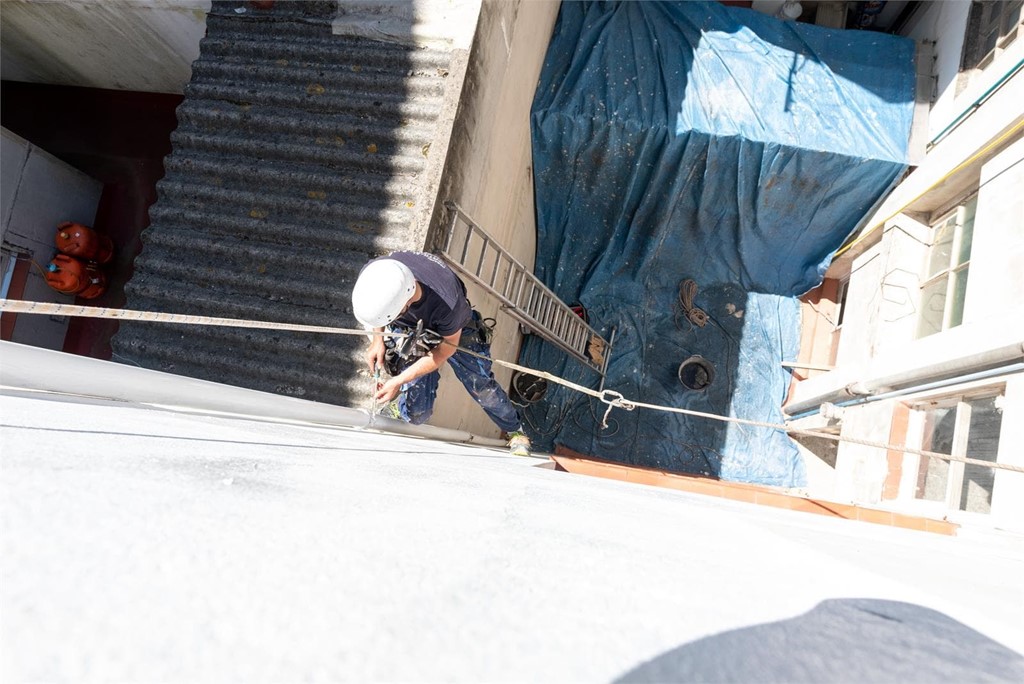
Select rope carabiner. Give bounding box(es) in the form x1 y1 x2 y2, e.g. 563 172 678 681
598 389 635 429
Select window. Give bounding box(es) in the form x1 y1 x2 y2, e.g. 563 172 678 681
916 196 976 338
828 278 849 367
914 393 1004 514
835 279 849 328
961 1 1023 72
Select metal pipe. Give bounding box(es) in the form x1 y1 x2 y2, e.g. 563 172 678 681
862 362 1024 404
784 341 1024 416
852 341 1024 395
781 361 835 371
929 58 1023 147
786 362 1024 422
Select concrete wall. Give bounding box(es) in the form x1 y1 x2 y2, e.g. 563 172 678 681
902 0 970 142
834 402 892 505
990 375 1024 528
1 127 102 350
425 0 561 437
830 213 932 376
964 136 1024 325
834 247 882 372
332 0 480 50
0 0 209 95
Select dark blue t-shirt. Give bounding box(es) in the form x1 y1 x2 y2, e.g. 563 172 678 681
374 251 472 336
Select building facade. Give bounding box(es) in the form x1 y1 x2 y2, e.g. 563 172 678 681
787 0 1024 532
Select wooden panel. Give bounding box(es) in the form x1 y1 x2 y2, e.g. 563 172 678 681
550 448 958 536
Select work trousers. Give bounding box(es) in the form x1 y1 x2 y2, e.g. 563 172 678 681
394 315 522 433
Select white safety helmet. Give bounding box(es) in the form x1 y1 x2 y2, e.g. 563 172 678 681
352 258 416 328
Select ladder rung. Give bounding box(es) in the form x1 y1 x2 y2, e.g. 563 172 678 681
475 234 488 277
489 252 501 289
440 202 609 374
505 264 515 299
459 226 472 264
509 266 524 298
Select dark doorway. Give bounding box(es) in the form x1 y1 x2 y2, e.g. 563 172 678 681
1 81 181 359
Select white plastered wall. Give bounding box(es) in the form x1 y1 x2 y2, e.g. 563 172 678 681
824 214 930 505
0 0 209 94
428 0 562 437
991 375 1024 528
964 136 1024 325
967 138 1024 533
834 401 892 505
834 244 883 372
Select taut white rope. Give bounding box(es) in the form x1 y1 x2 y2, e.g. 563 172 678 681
3 298 1020 474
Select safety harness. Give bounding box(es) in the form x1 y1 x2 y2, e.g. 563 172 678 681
382 311 495 377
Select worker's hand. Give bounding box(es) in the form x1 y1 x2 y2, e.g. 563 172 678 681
374 377 402 403
366 335 386 373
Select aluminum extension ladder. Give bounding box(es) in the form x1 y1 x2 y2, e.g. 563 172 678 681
439 201 615 379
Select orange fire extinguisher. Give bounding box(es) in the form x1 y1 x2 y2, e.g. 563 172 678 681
55 221 114 264
44 254 108 299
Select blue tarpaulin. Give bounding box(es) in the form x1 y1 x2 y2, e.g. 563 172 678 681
522 0 914 486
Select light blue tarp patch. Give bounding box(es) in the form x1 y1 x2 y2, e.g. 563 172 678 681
523 0 914 486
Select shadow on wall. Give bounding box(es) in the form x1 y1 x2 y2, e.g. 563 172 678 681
616 598 1024 683
521 0 915 486
104 0 446 408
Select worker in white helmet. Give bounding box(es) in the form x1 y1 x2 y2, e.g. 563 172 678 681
352 251 531 457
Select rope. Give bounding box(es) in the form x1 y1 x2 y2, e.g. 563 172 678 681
437 341 1024 475
0 299 408 339
678 279 708 328
3 298 1021 475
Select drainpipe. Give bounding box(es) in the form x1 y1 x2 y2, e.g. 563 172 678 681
786 362 1024 422
863 362 1024 404
929 58 1024 148
784 340 1024 418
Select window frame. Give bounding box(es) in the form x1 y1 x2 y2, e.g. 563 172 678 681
961 0 1023 73
904 386 1006 517
916 195 977 338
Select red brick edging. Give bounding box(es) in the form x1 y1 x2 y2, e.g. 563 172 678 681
550 447 958 536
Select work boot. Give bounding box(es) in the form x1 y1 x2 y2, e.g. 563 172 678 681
506 430 531 457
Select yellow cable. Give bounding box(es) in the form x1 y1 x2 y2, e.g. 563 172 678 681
835 118 1024 258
